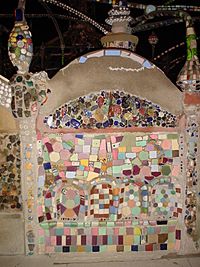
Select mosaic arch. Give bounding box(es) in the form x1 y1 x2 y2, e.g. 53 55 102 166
44 90 177 130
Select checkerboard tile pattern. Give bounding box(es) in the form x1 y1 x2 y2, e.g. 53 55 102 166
38 220 181 253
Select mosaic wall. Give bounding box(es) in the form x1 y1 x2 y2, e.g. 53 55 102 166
37 132 182 253
10 71 48 118
0 134 21 211
44 91 177 129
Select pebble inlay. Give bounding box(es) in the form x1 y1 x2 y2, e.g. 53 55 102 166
45 91 177 129
0 134 21 211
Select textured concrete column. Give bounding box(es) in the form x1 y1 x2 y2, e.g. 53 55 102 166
19 117 38 255
182 95 200 253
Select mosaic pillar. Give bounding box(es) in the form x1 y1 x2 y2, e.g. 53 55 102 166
19 117 38 255
8 71 48 255
183 106 200 251
176 24 200 251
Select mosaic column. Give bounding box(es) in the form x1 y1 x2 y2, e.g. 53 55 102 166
6 2 49 255
177 25 200 250
9 71 48 255
19 117 38 255
184 108 200 250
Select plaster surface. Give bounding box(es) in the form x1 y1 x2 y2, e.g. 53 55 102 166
0 213 24 255
40 50 183 115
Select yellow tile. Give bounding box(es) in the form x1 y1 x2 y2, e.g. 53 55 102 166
87 171 99 181
77 246 85 252
89 155 98 161
25 162 32 170
77 236 81 245
118 146 126 152
124 235 134 245
80 159 88 166
168 242 175 250
107 245 116 252
148 234 158 243
172 139 179 150
101 165 107 172
134 227 141 235
92 139 100 147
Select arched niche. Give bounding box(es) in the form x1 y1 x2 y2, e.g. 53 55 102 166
38 180 87 223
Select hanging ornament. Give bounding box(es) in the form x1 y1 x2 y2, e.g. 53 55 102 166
148 32 159 59
8 7 33 74
148 32 159 46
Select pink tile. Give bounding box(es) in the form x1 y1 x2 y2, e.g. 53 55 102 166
43 136 49 143
112 149 118 160
172 165 180 176
140 166 151 176
92 227 98 235
132 147 142 153
37 206 43 217
161 139 172 150
51 236 56 245
150 134 158 139
114 228 119 235
60 150 70 160
59 171 65 178
38 228 45 236
64 228 70 235
37 132 42 140
111 136 116 143
62 134 73 141
79 153 89 159
64 160 71 166
175 240 180 251
45 246 54 253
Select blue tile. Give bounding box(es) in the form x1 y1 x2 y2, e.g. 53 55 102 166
131 245 138 251
105 50 121 56
43 162 51 170
63 246 70 252
79 56 87 63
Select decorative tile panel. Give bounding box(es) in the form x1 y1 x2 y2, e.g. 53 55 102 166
37 131 182 253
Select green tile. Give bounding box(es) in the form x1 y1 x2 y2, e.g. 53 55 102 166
55 228 64 235
134 235 141 245
107 221 115 227
86 245 92 252
108 236 113 245
70 246 77 252
100 245 107 252
99 228 106 235
55 246 62 252
38 236 44 244
167 134 178 139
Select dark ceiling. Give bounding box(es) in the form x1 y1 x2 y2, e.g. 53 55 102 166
0 0 200 85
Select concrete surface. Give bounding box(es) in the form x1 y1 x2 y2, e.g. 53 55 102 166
0 214 24 255
0 254 199 267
